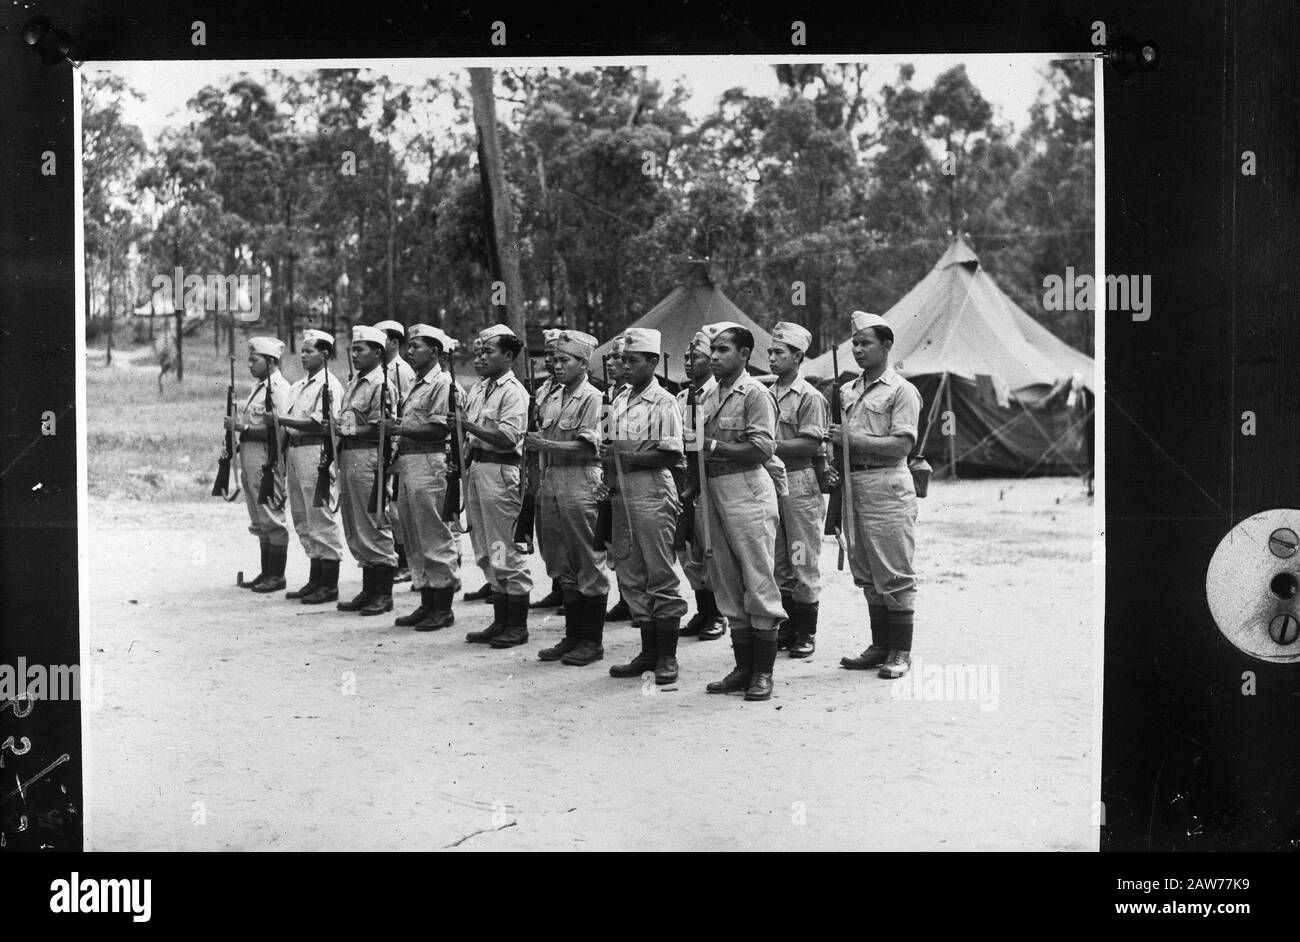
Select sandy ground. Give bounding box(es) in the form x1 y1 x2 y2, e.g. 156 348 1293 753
84 477 1098 851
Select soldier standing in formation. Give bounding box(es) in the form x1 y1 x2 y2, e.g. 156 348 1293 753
460 325 534 648
529 329 565 614
676 325 728 641
389 325 460 632
227 336 292 593
602 336 632 623
767 322 830 658
335 325 399 616
526 330 610 665
832 311 923 680
277 329 347 604
602 327 688 685
375 320 417 585
699 325 786 701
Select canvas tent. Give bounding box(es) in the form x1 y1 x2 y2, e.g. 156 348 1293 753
804 237 1094 477
592 262 775 385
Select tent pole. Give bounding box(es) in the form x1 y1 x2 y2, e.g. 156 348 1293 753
944 372 957 480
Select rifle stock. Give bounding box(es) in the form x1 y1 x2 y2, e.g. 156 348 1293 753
367 356 390 514
513 342 538 553
824 348 847 570
256 372 281 507
212 356 237 499
313 372 335 508
441 349 466 526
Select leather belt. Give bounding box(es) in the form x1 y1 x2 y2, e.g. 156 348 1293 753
704 459 763 479
338 437 379 451
397 440 447 456
783 457 814 472
547 456 601 467
850 460 905 471
470 450 520 465
287 434 324 447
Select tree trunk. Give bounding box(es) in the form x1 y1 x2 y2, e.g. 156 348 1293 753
105 253 114 366
469 67 527 379
386 160 395 322
173 239 183 382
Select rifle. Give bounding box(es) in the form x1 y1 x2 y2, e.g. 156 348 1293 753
312 370 336 509
672 351 699 553
390 362 403 502
512 341 539 553
823 347 849 570
367 355 391 514
212 355 240 501
593 355 613 551
256 370 283 508
692 339 713 560
441 347 468 529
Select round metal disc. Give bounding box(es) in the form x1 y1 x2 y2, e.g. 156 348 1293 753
1206 509 1300 663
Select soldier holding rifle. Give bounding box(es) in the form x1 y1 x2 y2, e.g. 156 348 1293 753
275 329 346 604
387 325 460 632
675 325 729 642
225 336 292 593
767 322 830 658
601 336 633 623
698 325 785 702
334 325 399 616
375 320 416 585
831 311 923 680
601 328 688 685
524 330 610 666
459 325 534 649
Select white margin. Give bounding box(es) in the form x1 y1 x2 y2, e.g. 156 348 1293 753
73 68 93 852
1090 56 1106 851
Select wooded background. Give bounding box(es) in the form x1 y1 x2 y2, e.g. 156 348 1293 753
82 61 1093 375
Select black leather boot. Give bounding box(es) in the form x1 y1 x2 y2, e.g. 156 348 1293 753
303 559 339 604
706 637 753 693
489 593 530 647
562 594 607 666
789 602 818 659
680 590 710 636
287 558 320 599
463 582 493 602
415 587 456 631
337 566 374 611
243 541 270 589
539 589 582 661
466 590 508 643
606 592 631 622
397 587 435 626
531 578 563 610
654 617 680 684
776 593 795 649
609 623 657 677
252 544 289 593
746 631 777 701
360 565 395 615
698 591 727 641
841 604 891 669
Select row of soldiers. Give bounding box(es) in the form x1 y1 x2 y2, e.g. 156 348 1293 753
224 311 923 701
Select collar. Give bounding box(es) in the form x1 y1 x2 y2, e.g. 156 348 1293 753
357 364 385 384
773 371 811 399
853 366 899 392
623 376 664 405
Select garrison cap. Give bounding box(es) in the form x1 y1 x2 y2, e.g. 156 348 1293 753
374 320 406 340
352 325 387 347
850 310 890 335
555 330 598 361
771 322 812 353
249 336 285 359
408 324 451 351
302 329 334 349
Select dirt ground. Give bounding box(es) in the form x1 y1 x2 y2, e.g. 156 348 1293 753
84 477 1098 851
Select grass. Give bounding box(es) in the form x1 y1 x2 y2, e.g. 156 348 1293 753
87 325 314 502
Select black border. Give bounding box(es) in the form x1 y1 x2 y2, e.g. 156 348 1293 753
4 0 1292 866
